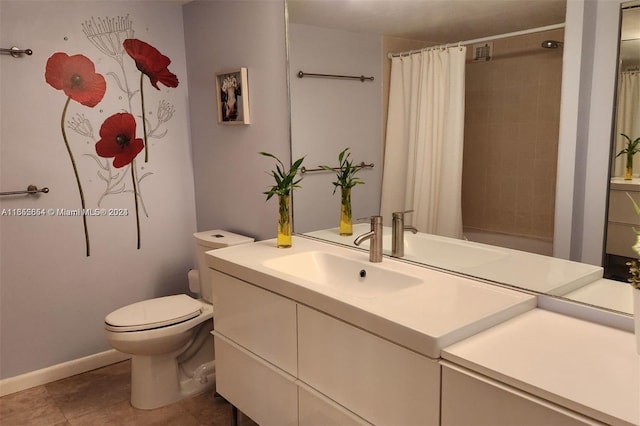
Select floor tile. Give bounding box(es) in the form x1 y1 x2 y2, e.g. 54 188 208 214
0 360 256 426
179 391 259 425
67 400 200 426
44 361 131 420
0 385 67 426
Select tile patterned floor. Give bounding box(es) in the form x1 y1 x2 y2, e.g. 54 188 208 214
0 361 258 426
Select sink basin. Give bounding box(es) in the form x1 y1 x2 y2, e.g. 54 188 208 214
262 250 422 298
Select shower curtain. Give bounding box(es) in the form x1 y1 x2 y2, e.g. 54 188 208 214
380 46 466 238
613 71 640 177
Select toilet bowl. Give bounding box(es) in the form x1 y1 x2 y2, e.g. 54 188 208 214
104 230 253 410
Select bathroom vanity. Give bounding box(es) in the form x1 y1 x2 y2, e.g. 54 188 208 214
607 178 640 259
206 237 638 426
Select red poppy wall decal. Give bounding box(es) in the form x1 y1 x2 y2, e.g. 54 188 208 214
96 112 144 249
45 52 107 257
46 52 107 107
96 113 144 168
42 17 181 255
123 38 179 163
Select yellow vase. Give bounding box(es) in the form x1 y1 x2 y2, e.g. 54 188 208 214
625 153 634 180
277 195 292 248
340 188 353 236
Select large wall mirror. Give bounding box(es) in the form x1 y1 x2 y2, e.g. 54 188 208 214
604 2 640 281
286 0 635 316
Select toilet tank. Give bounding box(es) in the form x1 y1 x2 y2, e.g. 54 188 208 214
193 230 254 303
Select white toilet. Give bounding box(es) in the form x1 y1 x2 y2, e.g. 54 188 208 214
104 230 253 410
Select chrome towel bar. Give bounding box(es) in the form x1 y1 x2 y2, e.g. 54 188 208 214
1 46 33 58
297 70 374 82
0 185 49 196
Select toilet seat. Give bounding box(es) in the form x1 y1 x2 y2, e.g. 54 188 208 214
105 294 203 332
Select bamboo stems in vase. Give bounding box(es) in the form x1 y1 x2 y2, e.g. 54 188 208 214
321 148 364 237
617 134 640 180
277 194 292 248
626 152 634 180
340 187 352 236
259 152 305 248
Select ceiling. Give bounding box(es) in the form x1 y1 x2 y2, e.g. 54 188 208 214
287 0 567 44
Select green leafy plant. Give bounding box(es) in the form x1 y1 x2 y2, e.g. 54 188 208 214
626 260 640 289
259 152 305 200
616 133 640 159
625 192 640 289
320 148 365 194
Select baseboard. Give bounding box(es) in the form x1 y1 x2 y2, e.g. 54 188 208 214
0 349 131 397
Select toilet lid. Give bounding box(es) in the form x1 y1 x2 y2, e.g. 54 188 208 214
105 294 202 332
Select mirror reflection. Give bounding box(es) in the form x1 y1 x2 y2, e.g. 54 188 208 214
287 0 635 315
604 3 640 285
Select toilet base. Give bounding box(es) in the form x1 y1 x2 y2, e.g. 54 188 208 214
130 353 216 410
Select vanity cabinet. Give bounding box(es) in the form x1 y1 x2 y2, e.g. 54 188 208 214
298 382 372 426
298 306 440 425
212 270 297 375
606 184 640 258
211 269 439 425
212 270 298 425
208 238 637 426
214 333 298 426
441 363 601 426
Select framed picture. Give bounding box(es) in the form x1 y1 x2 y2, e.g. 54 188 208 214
215 67 250 125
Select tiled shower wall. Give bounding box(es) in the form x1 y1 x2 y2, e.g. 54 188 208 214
462 29 564 243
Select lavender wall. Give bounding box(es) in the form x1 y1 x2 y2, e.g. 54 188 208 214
0 1 197 379
183 0 289 241
0 0 289 382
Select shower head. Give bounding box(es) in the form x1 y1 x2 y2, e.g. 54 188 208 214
541 40 564 49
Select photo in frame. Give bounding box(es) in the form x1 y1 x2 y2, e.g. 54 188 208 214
215 67 250 125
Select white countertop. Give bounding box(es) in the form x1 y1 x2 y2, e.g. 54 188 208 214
206 236 536 359
442 309 639 426
611 177 640 191
564 278 634 315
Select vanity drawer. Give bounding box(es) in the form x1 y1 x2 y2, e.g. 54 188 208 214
607 190 640 225
297 305 440 426
214 333 298 426
211 269 297 375
605 222 637 258
441 364 602 426
298 381 372 426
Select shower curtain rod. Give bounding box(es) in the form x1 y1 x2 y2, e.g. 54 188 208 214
387 23 565 58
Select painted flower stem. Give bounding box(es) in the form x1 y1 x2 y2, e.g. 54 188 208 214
130 162 141 249
139 73 149 163
61 97 90 256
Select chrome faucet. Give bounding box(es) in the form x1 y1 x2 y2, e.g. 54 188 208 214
392 210 418 258
354 215 383 262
